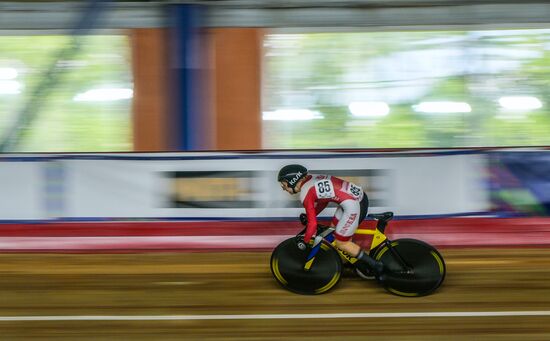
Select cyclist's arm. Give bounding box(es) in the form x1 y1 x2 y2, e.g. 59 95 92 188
302 188 318 243
315 201 329 215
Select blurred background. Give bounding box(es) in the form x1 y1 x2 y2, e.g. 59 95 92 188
3 2 550 339
2 0 550 152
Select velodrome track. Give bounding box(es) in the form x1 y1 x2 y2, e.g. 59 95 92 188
0 248 550 340
1 248 550 340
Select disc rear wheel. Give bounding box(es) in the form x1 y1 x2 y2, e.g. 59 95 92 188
373 239 445 297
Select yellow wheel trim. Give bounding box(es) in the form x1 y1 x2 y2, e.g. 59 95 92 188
271 258 287 285
375 241 398 260
388 288 419 297
315 272 340 294
431 251 445 275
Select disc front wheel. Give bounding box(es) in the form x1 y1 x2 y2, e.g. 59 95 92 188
270 238 342 295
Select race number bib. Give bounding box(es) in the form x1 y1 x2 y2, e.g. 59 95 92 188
348 183 362 198
315 179 335 199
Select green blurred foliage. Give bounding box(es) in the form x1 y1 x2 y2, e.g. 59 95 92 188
0 35 132 152
263 29 550 149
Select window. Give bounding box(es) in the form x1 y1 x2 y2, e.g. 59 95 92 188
0 34 132 152
262 29 550 148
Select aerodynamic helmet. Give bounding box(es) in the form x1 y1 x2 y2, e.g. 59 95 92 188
277 164 308 190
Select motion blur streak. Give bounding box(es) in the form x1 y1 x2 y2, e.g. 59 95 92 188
2 249 550 339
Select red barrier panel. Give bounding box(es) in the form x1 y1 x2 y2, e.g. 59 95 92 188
0 217 549 252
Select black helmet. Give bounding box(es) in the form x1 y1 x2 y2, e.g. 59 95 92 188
277 164 308 190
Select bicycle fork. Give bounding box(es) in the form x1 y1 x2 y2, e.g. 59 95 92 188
303 228 335 271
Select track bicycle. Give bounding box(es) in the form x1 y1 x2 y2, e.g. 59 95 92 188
270 212 446 296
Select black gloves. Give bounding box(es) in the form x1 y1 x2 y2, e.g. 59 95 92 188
299 213 308 226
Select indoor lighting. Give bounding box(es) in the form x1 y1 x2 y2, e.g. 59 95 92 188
348 101 390 118
498 96 542 111
0 80 22 94
73 88 133 102
412 101 472 113
0 67 18 80
262 109 323 121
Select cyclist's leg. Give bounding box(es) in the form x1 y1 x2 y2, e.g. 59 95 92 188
333 199 383 275
331 205 344 228
332 199 361 242
333 200 366 255
332 194 369 253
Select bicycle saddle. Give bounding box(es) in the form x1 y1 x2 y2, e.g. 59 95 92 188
368 212 394 222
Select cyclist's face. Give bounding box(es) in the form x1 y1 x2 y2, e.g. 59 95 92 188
280 181 295 194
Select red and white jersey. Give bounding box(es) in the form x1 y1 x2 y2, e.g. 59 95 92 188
299 174 364 241
300 174 364 206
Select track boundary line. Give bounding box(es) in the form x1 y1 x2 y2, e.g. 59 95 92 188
2 311 550 321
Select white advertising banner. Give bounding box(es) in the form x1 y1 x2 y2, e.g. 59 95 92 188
0 160 48 220
58 151 489 220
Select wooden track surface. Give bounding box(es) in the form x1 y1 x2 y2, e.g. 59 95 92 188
1 248 550 340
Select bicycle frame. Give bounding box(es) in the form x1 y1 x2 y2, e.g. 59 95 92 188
303 224 388 271
273 212 445 296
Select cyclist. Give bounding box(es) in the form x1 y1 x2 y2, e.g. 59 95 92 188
277 164 384 278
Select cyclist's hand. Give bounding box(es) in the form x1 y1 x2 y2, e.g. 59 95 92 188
296 237 309 251
299 213 308 226
303 231 315 244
